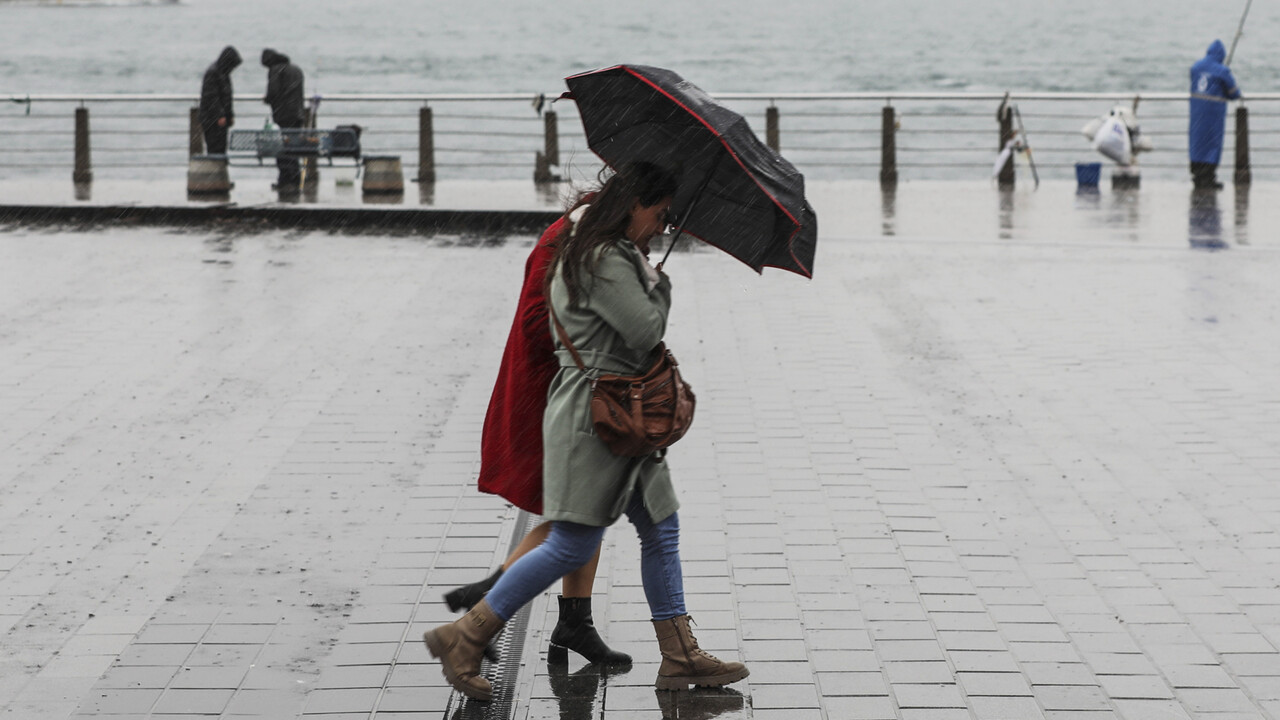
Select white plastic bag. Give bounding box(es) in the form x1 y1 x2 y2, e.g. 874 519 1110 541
1093 116 1132 166
1080 116 1104 141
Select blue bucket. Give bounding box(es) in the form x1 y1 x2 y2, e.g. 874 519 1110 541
1075 162 1102 187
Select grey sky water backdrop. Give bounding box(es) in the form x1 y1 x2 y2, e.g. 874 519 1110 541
1 0 1273 95
0 0 1275 183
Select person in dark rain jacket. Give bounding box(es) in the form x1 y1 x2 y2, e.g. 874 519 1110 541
198 46 241 155
1188 39 1242 189
261 48 306 192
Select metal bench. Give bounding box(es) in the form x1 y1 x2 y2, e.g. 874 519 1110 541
226 126 361 167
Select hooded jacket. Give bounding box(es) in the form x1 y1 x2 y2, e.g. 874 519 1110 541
199 46 241 128
1189 39 1242 165
262 48 306 128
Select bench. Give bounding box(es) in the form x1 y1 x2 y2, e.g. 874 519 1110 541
225 126 362 167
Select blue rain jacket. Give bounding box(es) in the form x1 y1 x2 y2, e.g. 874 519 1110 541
1188 40 1241 165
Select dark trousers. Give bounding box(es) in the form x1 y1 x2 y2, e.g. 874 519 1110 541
276 123 302 193
276 156 301 193
1190 162 1221 189
202 124 227 156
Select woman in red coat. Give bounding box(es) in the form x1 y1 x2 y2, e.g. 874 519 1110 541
441 202 629 666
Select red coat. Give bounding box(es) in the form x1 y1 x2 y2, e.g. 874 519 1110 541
477 216 567 514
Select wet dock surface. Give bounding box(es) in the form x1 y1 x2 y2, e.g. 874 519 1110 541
2 181 1280 719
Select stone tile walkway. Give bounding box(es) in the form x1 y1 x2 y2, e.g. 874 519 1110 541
3 184 1280 719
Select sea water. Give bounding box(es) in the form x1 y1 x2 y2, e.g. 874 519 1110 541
0 0 1272 181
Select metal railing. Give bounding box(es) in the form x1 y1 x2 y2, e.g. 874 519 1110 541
4 91 1280 185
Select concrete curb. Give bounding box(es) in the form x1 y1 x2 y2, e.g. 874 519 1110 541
0 204 563 234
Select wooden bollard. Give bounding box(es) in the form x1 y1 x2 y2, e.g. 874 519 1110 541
766 106 780 153
73 107 92 184
189 106 203 157
303 104 319 188
880 105 897 187
1234 105 1251 186
544 110 559 168
418 106 436 183
534 151 555 183
996 101 1014 187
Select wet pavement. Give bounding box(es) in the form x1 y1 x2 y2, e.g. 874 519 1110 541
2 180 1280 719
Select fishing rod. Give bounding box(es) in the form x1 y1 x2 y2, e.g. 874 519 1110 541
1226 0 1253 66
1012 105 1040 190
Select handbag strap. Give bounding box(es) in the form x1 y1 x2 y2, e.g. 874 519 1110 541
547 302 588 372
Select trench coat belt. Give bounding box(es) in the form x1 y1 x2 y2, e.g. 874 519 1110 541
1190 93 1230 103
554 348 639 376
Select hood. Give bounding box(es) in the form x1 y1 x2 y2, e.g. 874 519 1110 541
216 45 241 74
1206 39 1226 63
262 48 290 67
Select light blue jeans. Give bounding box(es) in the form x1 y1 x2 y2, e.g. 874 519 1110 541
484 492 686 622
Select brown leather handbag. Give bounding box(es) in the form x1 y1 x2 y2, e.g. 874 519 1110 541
551 307 696 457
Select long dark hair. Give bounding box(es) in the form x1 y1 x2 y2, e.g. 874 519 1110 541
550 162 678 308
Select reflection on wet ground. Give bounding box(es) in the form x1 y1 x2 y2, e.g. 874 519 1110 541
1189 187 1227 249
524 659 748 720
854 180 1271 248
5 178 1277 250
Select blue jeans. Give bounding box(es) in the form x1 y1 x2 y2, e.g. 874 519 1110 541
485 492 686 622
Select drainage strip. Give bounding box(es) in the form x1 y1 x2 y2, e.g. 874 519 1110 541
445 509 537 720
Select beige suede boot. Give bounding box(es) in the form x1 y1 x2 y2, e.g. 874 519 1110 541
423 599 505 701
652 615 749 690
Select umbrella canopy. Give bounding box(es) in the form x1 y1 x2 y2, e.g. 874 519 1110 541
563 64 817 278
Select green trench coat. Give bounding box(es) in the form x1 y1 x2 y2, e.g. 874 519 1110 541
541 240 679 527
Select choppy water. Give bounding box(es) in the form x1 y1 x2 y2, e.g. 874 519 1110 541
1 0 1273 95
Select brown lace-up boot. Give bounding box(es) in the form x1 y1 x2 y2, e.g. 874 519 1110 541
652 615 749 690
423 599 505 701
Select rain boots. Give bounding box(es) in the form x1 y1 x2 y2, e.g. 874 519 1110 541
423 599 505 702
443 567 503 612
652 615 749 690
548 595 632 666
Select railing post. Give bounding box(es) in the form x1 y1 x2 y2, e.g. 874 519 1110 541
544 110 559 167
534 152 552 183
418 105 436 183
1234 105 1251 186
766 106 780 153
879 104 897 187
189 106 203 157
73 106 92 184
303 102 319 188
997 99 1015 188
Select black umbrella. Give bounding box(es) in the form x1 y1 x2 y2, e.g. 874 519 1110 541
562 64 817 278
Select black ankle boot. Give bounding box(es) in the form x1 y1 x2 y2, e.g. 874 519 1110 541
548 595 632 666
443 567 503 613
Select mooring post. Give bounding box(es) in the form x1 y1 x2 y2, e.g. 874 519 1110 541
189 106 203 157
997 99 1015 188
73 106 92 184
303 102 319 188
880 104 898 187
766 106 780 153
1234 105 1251 186
418 105 436 183
544 110 559 167
534 152 552 183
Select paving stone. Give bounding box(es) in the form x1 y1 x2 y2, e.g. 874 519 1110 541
223 688 307 716
151 688 234 714
967 695 1048 718
891 683 966 708
820 694 897 719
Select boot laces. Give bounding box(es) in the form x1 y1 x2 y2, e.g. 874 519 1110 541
684 617 716 661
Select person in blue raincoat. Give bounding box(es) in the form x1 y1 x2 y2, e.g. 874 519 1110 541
1188 39 1242 189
